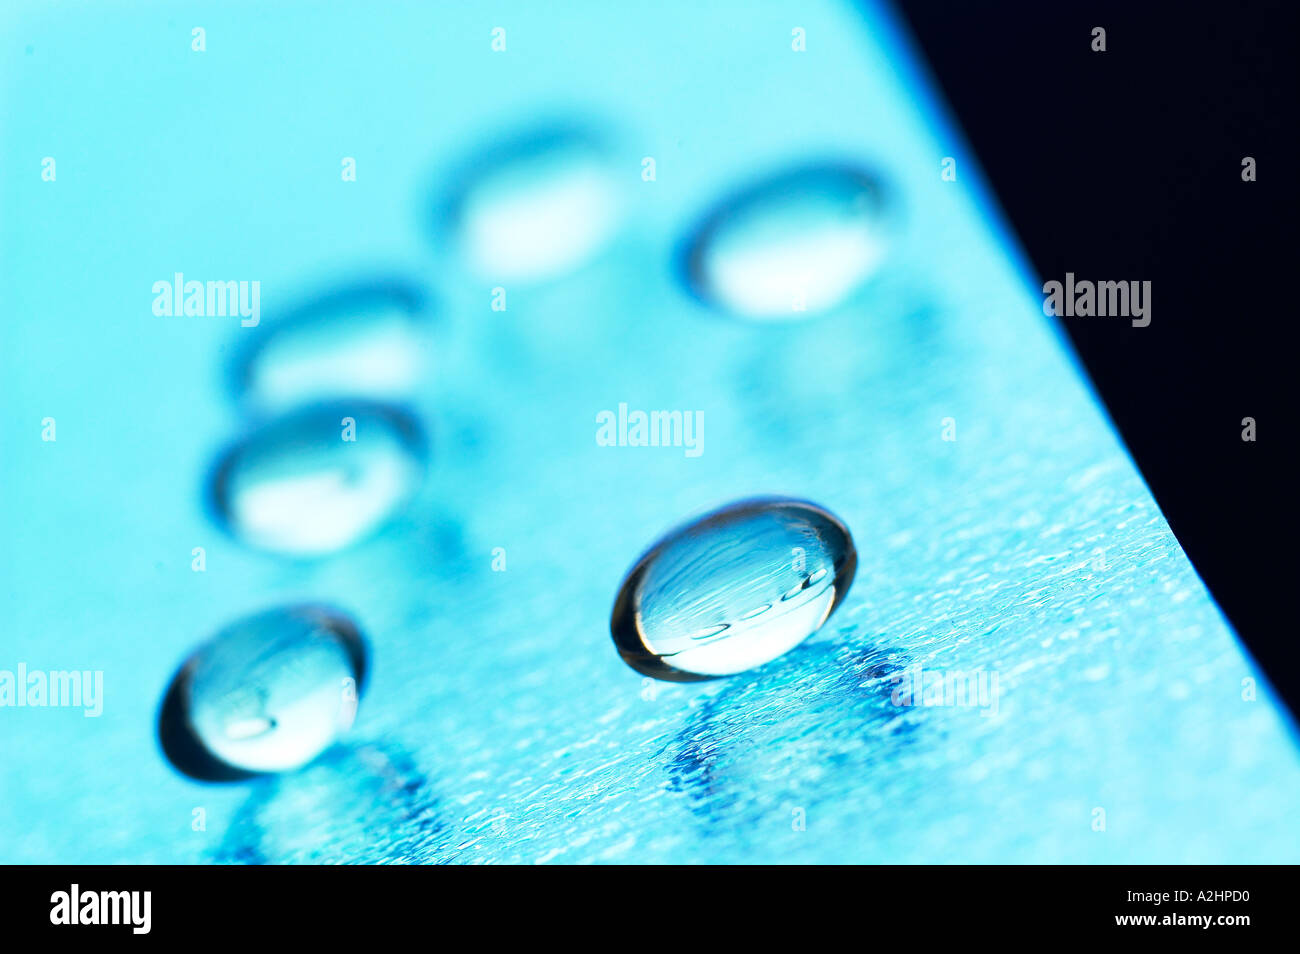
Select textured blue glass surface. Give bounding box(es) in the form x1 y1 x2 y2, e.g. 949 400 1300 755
1 0 1296 863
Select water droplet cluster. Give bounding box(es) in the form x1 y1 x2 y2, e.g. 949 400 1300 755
160 124 880 782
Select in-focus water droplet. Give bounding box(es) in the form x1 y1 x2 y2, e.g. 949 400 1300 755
210 402 426 557
158 605 368 781
448 129 622 282
234 281 429 413
611 497 857 680
682 164 889 319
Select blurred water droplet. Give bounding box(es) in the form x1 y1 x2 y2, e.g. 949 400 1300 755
235 281 429 413
449 130 621 282
158 605 368 781
683 164 889 319
611 497 857 680
210 402 426 557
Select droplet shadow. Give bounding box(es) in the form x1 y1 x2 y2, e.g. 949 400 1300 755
665 638 916 832
214 742 447 864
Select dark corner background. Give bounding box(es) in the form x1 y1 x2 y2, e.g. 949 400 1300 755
894 1 1295 716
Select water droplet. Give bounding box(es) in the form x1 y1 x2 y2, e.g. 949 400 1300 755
611 497 857 680
234 281 429 413
682 164 889 319
210 402 426 557
158 605 368 781
448 130 621 282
